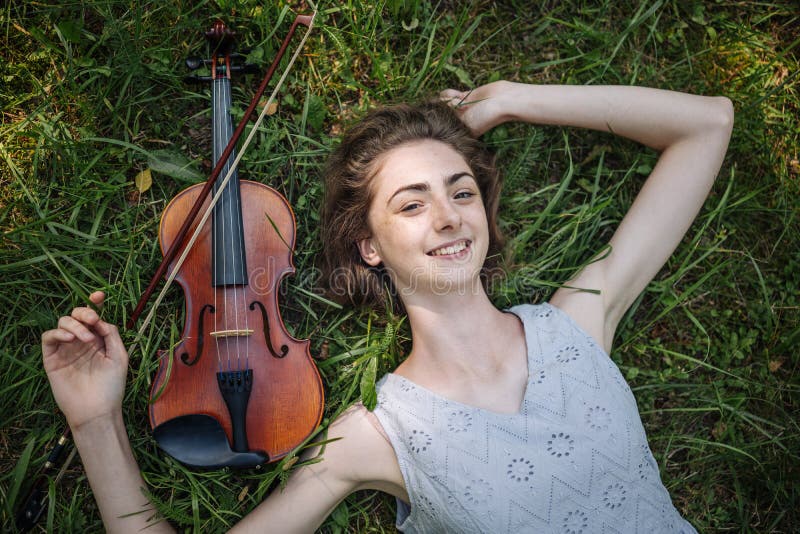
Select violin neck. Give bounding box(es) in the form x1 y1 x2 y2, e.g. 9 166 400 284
211 77 248 286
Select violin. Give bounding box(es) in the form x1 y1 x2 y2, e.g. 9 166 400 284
142 17 323 469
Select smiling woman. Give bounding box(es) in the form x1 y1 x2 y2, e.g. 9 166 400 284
40 81 732 533
356 140 489 300
319 101 505 310
246 81 731 533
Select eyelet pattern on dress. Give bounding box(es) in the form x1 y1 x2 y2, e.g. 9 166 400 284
637 459 651 481
463 478 492 507
506 457 534 482
547 432 575 457
585 404 612 430
562 509 588 533
603 482 627 510
399 381 416 393
415 493 437 520
556 345 580 363
408 429 432 454
447 409 473 433
532 369 546 384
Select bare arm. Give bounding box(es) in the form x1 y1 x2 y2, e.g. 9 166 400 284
43 297 402 533
446 81 734 350
41 292 174 533
232 405 406 534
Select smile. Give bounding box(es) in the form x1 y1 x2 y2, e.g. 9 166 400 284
427 240 471 256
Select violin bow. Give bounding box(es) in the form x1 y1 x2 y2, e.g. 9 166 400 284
16 12 317 531
127 11 316 342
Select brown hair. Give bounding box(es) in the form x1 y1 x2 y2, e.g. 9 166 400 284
319 100 504 309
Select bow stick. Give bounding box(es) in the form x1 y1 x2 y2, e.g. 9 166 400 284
126 12 316 342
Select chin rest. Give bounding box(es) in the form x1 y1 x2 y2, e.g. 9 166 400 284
153 414 268 469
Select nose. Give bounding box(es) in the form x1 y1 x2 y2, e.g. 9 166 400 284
432 196 461 231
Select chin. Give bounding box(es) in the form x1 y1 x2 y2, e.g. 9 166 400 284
402 266 485 298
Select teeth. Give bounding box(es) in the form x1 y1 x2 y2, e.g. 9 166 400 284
431 240 468 256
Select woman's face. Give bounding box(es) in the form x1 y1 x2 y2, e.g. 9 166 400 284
358 139 490 298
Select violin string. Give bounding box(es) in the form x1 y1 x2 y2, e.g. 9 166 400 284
228 80 250 373
131 13 316 361
212 78 218 372
221 74 242 373
219 78 232 373
213 78 224 373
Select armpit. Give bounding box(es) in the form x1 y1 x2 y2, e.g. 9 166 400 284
352 401 392 444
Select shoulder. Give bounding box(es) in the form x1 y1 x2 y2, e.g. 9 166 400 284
548 262 610 352
311 403 406 497
231 404 406 533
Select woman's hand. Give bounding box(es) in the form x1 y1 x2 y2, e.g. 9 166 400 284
41 292 176 532
441 80 515 136
41 291 128 430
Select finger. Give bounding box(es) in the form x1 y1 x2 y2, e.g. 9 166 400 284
42 328 76 351
439 88 463 100
71 306 101 326
58 315 96 343
93 320 128 364
440 91 467 108
89 290 106 309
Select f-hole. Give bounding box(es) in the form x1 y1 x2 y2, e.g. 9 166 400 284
249 301 288 358
181 304 215 365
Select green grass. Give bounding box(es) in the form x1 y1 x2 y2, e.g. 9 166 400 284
2 0 798 532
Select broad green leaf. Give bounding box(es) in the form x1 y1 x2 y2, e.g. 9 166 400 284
360 356 378 410
147 149 203 182
8 437 35 509
57 20 82 44
444 63 473 87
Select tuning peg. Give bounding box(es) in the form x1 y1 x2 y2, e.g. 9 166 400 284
184 74 212 83
186 56 204 70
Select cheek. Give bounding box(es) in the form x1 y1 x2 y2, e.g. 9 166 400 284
476 209 491 254
366 215 402 257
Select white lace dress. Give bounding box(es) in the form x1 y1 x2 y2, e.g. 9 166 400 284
372 303 697 533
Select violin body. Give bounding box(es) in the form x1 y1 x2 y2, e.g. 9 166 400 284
146 18 322 469
150 180 324 464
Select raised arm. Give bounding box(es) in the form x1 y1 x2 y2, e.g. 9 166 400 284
445 81 733 351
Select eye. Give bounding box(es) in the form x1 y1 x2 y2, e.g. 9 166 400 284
454 190 476 200
401 201 422 212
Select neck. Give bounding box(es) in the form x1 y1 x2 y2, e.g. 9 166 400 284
399 287 519 380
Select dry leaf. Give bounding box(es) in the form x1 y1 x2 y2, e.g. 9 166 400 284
712 421 727 439
317 341 329 360
789 159 799 178
125 189 141 205
261 100 278 115
768 359 783 373
134 168 152 193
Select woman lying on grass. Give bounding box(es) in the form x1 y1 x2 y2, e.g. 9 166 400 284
42 80 732 533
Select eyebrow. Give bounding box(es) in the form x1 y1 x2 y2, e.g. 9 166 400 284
386 172 474 206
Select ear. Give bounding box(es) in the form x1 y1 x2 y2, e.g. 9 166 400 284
357 237 382 267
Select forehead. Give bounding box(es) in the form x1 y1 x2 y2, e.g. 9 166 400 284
369 139 472 198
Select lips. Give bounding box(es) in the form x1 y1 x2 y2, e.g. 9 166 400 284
427 239 471 256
